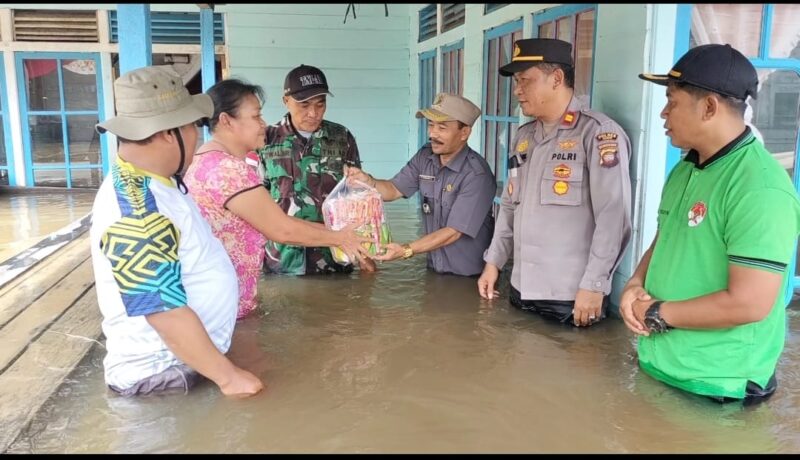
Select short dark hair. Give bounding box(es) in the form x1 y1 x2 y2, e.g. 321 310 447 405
674 81 747 117
535 63 575 89
206 78 266 131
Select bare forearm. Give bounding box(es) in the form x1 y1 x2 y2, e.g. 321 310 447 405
408 227 462 254
660 291 769 328
372 178 403 201
146 307 238 387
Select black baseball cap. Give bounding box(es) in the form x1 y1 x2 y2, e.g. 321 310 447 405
283 64 334 102
499 38 573 77
639 44 758 100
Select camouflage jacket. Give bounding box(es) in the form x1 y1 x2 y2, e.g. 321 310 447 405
256 114 361 275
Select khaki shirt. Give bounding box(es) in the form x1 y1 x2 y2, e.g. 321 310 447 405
484 96 632 300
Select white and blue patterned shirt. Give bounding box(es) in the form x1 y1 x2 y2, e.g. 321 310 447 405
90 157 239 390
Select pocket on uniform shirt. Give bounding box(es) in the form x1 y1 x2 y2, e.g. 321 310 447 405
540 161 584 206
419 179 436 199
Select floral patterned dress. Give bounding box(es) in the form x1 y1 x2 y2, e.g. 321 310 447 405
185 141 267 319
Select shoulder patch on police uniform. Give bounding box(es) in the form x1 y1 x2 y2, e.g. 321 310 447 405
596 132 618 142
598 142 619 168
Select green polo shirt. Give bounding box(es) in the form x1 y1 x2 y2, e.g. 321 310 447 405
639 127 800 399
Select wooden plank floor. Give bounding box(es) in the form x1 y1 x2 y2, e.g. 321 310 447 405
0 232 102 453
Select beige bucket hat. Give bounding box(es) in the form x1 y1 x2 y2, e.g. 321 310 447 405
96 65 213 140
416 93 481 127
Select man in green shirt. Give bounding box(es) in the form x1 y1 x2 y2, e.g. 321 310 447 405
621 43 800 404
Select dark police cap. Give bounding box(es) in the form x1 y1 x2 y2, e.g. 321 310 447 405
499 38 574 77
639 44 758 100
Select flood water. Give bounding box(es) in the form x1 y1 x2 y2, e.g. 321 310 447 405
8 199 800 453
0 187 96 263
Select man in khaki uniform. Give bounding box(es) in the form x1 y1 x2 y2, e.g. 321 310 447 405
478 38 632 327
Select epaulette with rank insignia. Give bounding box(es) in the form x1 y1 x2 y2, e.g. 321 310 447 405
561 111 579 128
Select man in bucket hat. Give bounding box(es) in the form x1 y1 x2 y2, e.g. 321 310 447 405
621 44 800 405
256 64 375 275
345 93 496 277
90 65 263 397
478 38 632 328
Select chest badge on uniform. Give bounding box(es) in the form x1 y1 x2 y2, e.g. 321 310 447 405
517 139 529 153
553 163 572 179
445 183 453 192
553 180 569 195
688 201 707 227
598 143 619 168
558 139 577 150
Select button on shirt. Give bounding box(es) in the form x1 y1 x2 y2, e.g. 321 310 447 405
484 97 632 300
391 144 496 276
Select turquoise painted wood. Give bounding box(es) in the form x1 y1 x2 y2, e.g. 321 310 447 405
118 4 152 74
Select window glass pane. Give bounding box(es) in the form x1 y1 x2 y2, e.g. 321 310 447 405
538 22 555 39
509 30 522 117
556 17 572 44
62 59 97 111
24 59 61 111
69 168 102 188
484 120 496 174
457 48 464 95
67 115 101 166
749 69 800 180
498 34 512 117
30 115 64 165
574 10 596 98
34 169 67 187
495 121 508 176
770 5 800 59
689 4 762 57
485 38 498 116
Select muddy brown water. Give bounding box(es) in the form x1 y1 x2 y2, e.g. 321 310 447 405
7 199 800 453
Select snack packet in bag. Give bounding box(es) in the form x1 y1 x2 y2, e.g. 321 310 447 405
322 178 392 265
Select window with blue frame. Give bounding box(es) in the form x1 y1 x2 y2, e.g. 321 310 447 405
533 4 597 100
679 3 800 297
0 57 11 186
442 40 464 96
17 53 106 188
484 4 509 15
481 20 522 184
419 50 437 149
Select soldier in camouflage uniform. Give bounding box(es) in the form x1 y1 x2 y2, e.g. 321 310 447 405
257 64 374 275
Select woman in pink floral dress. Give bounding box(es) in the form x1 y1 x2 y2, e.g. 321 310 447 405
185 79 370 319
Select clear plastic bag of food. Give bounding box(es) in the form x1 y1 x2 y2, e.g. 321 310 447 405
322 178 392 265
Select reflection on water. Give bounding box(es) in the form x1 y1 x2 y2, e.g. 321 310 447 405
8 200 800 453
0 187 96 263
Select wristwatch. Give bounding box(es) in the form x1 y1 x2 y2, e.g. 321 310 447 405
401 244 414 259
643 301 672 333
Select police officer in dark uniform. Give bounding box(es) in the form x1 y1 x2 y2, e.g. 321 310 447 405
346 93 496 277
478 38 633 327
